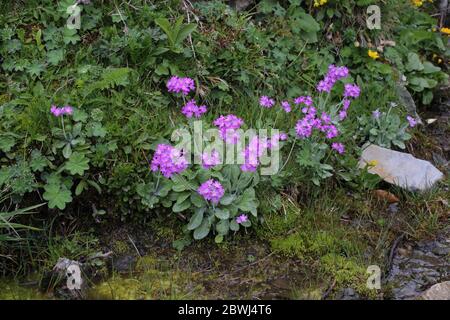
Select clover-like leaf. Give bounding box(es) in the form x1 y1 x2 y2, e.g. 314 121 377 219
43 183 72 210
65 152 90 175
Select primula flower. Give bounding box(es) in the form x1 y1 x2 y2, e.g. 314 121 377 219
372 109 381 119
407 115 417 128
268 132 288 149
343 99 351 111
167 76 195 95
197 179 225 204
440 27 450 35
294 96 313 107
150 144 188 178
281 101 291 113
368 50 380 60
181 100 207 118
324 125 339 139
331 142 345 154
236 214 248 224
201 150 221 169
259 96 275 108
317 65 349 93
344 84 361 98
241 136 269 172
213 114 244 144
50 105 73 117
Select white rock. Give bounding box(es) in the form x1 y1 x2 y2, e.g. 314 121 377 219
420 282 450 300
359 144 444 191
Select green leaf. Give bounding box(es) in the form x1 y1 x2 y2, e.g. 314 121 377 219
405 53 424 72
30 151 47 172
75 180 87 196
236 188 258 216
0 136 16 152
62 143 72 159
43 184 72 210
219 194 235 206
216 219 230 235
65 152 90 175
193 219 211 240
214 208 230 220
187 207 205 230
175 23 196 45
230 220 240 232
47 49 65 66
172 199 191 213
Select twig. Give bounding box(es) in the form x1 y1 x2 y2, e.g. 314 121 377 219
386 233 405 276
220 252 275 277
321 278 336 300
128 234 142 258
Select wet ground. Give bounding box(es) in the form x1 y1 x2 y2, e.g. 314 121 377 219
386 228 450 299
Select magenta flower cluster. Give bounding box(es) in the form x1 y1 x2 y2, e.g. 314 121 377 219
259 96 275 108
150 144 188 178
213 114 244 144
407 116 417 128
50 105 73 117
197 179 225 204
331 142 345 154
343 84 361 99
166 76 195 95
241 133 287 172
236 214 248 224
181 99 207 119
317 65 349 93
201 149 221 169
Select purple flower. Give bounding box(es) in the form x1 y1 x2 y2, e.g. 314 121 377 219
236 214 248 224
201 150 221 169
343 99 351 111
181 99 207 118
197 179 225 204
214 115 244 144
281 101 291 113
50 105 74 117
339 110 347 121
150 144 188 178
167 76 195 95
317 65 349 93
241 136 269 172
268 132 287 149
259 96 275 108
324 125 339 139
294 96 313 107
343 84 361 98
372 109 381 119
407 116 417 128
321 112 331 124
331 142 345 154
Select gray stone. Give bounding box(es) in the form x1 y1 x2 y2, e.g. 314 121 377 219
359 144 444 191
420 282 450 300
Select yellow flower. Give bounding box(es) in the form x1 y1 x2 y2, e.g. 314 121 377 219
438 58 442 64
368 50 380 60
314 0 328 7
411 0 424 7
441 27 450 35
368 160 379 167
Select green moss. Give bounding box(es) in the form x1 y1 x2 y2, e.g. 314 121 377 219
319 253 378 299
112 240 129 255
88 254 204 300
0 280 48 300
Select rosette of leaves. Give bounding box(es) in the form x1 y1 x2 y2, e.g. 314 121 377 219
140 165 259 243
358 111 411 150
